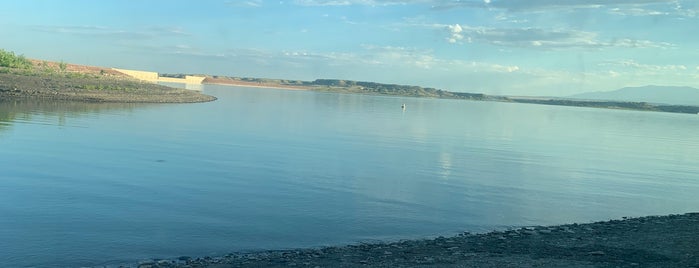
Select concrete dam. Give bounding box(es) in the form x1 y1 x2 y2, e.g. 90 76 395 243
112 68 205 85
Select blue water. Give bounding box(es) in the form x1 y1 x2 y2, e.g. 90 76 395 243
2 85 699 267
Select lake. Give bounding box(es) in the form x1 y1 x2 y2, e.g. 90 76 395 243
1 85 698 267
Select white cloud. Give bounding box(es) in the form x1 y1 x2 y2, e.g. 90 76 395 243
599 59 689 72
28 25 190 40
608 7 669 16
491 64 520 72
359 45 437 69
246 0 263 7
225 0 264 7
293 0 431 6
485 0 675 12
447 24 464 43
441 24 603 49
438 24 672 50
428 0 686 18
294 0 351 5
450 24 463 33
610 39 674 49
293 0 691 20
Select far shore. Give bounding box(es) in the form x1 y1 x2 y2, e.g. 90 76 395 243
129 213 698 268
203 81 311 91
201 77 312 91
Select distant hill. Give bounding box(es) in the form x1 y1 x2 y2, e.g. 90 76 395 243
570 86 699 106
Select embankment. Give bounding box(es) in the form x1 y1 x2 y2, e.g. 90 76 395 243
134 213 699 268
0 70 216 103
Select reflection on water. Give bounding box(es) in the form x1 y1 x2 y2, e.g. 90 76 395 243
1 85 699 267
0 100 148 130
158 81 203 91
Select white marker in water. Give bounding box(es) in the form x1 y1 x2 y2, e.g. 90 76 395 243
401 104 406 110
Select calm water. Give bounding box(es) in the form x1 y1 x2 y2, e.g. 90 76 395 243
2 85 699 267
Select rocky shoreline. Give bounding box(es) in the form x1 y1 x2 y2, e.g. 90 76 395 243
0 71 216 103
127 213 698 268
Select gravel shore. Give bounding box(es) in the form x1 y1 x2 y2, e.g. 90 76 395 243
128 213 699 268
0 71 216 103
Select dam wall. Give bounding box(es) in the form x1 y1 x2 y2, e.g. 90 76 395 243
112 68 159 82
112 68 204 85
158 75 206 84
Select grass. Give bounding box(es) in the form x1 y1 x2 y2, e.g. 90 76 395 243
0 49 32 69
78 84 132 91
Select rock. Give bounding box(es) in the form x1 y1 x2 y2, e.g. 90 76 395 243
137 260 156 268
522 230 537 235
139 260 155 264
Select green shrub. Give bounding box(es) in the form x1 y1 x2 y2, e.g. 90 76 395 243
0 49 33 69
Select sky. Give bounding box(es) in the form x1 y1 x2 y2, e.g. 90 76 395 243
2 0 699 96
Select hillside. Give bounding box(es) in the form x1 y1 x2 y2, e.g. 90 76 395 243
570 86 699 106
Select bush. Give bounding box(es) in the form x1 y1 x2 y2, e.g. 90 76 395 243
0 49 32 69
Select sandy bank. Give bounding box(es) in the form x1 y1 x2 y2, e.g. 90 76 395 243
129 213 698 268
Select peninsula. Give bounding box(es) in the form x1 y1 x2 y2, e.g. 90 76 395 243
0 50 215 103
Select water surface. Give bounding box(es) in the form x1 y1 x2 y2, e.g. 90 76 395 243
1 85 698 267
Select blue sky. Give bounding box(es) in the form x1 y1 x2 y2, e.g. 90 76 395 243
2 0 698 96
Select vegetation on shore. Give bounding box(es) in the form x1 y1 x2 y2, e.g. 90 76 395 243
0 49 33 69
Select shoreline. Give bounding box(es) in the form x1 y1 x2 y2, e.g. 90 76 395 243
203 81 311 91
201 78 312 91
0 69 216 103
129 213 698 268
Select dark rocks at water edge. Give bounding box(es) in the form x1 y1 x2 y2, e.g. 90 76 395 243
125 213 699 268
0 72 216 103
